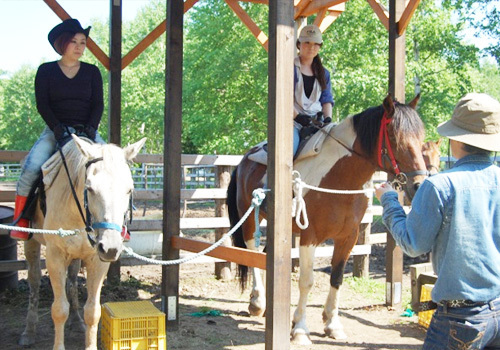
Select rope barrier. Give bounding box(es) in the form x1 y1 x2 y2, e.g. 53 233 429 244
0 223 80 237
122 188 268 265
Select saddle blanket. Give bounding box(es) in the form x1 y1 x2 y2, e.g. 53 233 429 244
248 123 336 165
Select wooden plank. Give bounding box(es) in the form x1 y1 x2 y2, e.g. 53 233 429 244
267 1 294 347
134 188 229 201
398 0 420 35
215 165 232 279
171 236 266 269
0 150 27 162
366 0 389 31
135 153 243 166
162 0 184 330
299 0 346 17
225 0 269 51
410 262 435 310
121 0 199 69
385 0 406 308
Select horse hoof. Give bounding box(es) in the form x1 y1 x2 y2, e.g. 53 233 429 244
248 304 265 317
325 327 347 340
291 332 312 345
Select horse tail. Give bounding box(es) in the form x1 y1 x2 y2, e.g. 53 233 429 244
226 167 249 290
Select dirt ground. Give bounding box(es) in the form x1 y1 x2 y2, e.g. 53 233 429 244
0 203 429 350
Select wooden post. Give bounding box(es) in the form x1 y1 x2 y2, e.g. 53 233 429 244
353 223 370 278
266 1 294 349
162 0 183 331
214 165 232 280
385 0 406 307
107 0 122 285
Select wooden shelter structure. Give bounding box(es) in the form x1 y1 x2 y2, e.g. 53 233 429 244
37 0 421 348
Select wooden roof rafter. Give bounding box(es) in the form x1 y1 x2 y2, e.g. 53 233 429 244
366 0 389 30
225 0 269 51
313 3 346 32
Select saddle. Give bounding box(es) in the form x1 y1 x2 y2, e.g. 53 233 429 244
248 122 336 165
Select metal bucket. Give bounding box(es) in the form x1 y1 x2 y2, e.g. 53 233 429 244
0 205 18 292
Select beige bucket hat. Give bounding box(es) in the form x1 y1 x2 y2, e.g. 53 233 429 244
437 93 500 152
298 25 323 44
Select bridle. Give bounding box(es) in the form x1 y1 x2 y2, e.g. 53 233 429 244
320 111 428 191
59 147 132 247
375 111 429 190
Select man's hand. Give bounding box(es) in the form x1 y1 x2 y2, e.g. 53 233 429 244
375 182 397 201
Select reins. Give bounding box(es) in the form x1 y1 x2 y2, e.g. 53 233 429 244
58 145 128 246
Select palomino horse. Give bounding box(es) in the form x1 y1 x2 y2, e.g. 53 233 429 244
19 135 146 350
227 94 428 344
422 139 441 175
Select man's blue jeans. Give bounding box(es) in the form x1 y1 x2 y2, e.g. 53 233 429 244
423 297 500 349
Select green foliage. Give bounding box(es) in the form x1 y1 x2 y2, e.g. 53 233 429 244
0 66 41 150
0 1 498 154
345 276 385 302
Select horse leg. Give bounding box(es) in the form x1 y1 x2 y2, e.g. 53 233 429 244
67 259 85 333
323 235 357 340
246 235 266 317
83 258 109 350
291 245 315 345
45 246 70 350
19 239 42 346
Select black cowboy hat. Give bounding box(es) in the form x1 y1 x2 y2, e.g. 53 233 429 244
48 19 91 53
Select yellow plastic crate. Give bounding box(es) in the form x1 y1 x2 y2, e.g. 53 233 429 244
418 284 434 329
101 300 166 350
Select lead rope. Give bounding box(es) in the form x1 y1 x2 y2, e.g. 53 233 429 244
292 171 375 230
122 188 268 265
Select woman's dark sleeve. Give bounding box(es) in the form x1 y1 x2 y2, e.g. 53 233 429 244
35 64 59 130
88 65 104 129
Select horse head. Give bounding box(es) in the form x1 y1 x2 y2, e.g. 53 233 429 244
378 94 428 201
422 139 441 175
72 135 146 262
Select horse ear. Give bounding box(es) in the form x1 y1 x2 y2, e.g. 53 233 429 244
408 93 421 109
383 93 395 117
124 137 147 161
72 134 100 159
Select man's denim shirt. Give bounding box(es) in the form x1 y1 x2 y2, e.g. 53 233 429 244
381 154 500 303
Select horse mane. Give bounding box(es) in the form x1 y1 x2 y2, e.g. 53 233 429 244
352 102 425 155
54 140 126 204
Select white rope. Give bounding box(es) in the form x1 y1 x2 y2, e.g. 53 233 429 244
0 223 80 237
122 188 267 266
291 170 375 230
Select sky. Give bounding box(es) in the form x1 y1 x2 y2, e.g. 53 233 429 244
0 0 150 73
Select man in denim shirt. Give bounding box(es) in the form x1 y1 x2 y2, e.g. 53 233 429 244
376 93 500 349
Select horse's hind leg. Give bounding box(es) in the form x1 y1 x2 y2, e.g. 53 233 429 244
19 239 42 346
243 220 266 317
291 245 315 345
67 259 85 333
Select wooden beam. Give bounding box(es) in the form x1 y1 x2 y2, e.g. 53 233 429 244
299 0 346 17
43 0 110 70
267 0 294 348
386 0 406 307
366 0 389 31
171 236 266 269
294 0 313 19
225 0 269 51
398 0 420 35
122 0 199 69
163 0 184 330
109 0 122 146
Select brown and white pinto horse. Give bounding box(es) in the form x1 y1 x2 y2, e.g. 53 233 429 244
227 94 428 344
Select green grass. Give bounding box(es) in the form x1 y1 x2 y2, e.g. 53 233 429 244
344 276 385 303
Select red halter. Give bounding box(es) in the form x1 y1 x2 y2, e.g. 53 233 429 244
377 112 401 175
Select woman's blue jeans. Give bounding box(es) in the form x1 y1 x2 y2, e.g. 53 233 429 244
17 126 105 196
423 297 500 349
293 124 300 157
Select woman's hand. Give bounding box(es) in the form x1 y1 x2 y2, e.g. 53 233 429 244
375 182 396 201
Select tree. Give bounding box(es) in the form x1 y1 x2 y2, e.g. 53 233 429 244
443 0 500 65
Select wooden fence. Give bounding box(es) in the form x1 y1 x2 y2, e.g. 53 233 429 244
0 150 391 280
